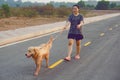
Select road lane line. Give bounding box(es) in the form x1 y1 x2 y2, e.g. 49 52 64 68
49 59 64 69
100 33 105 36
84 42 91 46
109 28 113 30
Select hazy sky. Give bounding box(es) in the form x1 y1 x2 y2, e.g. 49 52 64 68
22 0 85 3
22 0 120 3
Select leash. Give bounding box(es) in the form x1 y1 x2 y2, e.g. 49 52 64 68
53 28 65 41
38 28 65 49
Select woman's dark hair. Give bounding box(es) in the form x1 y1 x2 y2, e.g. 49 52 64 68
73 4 80 9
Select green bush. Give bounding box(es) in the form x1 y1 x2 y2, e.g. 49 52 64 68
10 8 22 17
0 4 88 18
36 5 55 16
11 7 39 18
22 9 38 18
0 9 3 18
1 4 11 17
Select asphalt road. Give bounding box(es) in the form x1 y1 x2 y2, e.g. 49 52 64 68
0 16 120 80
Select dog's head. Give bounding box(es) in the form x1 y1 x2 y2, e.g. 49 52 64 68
25 47 39 58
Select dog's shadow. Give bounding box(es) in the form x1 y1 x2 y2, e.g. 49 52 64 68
21 60 50 76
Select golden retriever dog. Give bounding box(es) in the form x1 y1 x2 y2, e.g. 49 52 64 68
25 36 54 76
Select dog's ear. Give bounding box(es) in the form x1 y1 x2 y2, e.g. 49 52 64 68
31 47 39 59
34 47 39 54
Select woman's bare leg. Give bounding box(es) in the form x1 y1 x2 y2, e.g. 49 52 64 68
75 40 81 59
65 39 74 60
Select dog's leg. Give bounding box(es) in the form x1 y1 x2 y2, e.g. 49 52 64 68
45 54 49 68
34 57 42 76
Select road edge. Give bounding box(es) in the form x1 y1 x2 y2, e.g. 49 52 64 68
0 27 63 46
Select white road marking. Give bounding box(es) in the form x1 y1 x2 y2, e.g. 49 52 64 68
0 30 61 48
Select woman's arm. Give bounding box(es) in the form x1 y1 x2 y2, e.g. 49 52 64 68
77 20 84 29
63 20 71 30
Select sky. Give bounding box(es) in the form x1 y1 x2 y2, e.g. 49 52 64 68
22 0 120 3
22 0 86 3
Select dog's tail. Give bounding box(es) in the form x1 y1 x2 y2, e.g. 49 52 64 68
47 36 54 44
47 29 64 45
46 36 54 49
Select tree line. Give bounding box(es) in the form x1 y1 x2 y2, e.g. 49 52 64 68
0 0 120 18
78 0 120 10
0 3 72 18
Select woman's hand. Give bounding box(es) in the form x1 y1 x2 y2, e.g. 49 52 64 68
77 21 84 29
63 21 70 30
77 24 81 29
63 26 67 30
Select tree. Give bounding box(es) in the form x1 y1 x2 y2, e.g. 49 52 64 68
38 4 55 16
110 2 116 8
46 3 54 7
95 0 110 10
86 4 95 9
1 4 11 17
16 0 22 7
77 0 85 8
59 5 67 8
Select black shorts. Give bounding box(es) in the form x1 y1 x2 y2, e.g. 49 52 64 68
68 34 84 40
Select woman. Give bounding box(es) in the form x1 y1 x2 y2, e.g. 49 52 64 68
64 5 84 61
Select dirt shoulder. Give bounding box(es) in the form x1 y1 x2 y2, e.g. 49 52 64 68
0 17 65 31
0 10 119 31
